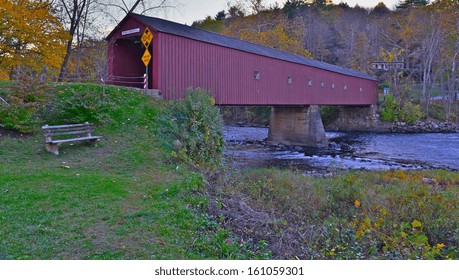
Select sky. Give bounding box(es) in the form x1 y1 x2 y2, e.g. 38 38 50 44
161 0 401 25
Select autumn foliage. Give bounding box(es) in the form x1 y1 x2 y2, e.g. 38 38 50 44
0 0 69 77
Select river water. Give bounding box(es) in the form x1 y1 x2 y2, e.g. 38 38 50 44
223 126 459 172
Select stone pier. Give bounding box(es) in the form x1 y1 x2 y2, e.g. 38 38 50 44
267 105 327 147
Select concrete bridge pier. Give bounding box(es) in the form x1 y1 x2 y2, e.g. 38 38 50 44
268 105 328 147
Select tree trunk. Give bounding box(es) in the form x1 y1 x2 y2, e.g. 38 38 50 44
58 39 73 82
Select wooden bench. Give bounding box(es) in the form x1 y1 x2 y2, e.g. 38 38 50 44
42 122 102 155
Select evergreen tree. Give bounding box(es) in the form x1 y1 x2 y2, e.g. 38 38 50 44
215 10 226 21
396 0 429 9
370 2 390 16
311 0 333 10
283 0 306 18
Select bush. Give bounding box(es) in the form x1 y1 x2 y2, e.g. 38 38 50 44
380 94 424 124
380 94 398 122
159 89 224 172
398 101 424 124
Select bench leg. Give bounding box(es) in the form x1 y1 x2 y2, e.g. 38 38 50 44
87 139 100 146
45 143 59 155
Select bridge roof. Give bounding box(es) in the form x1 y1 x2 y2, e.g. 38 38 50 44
130 13 376 81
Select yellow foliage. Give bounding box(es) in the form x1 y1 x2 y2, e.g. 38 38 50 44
0 0 69 71
411 219 422 228
222 12 312 58
240 24 312 58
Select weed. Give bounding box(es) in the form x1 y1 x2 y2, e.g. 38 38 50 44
223 168 459 259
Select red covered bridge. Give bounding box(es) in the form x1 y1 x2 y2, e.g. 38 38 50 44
106 13 379 147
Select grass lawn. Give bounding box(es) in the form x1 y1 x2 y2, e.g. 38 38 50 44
1 131 210 259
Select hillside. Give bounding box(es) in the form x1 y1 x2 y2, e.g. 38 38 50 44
0 83 266 259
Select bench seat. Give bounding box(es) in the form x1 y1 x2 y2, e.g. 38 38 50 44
42 122 102 155
47 136 103 145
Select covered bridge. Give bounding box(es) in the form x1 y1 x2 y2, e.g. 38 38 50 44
106 13 377 106
106 13 378 147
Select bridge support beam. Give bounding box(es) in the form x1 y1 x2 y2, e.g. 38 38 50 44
268 105 327 147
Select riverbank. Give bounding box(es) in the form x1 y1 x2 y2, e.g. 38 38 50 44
390 120 458 133
326 114 458 133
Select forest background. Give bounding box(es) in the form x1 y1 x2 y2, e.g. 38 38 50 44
1 0 458 121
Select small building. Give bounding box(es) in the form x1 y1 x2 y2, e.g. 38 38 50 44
371 61 405 71
106 13 378 106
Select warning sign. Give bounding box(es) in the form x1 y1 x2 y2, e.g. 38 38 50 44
141 49 152 67
141 27 153 48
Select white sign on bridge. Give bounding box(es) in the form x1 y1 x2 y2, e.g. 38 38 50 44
121 28 140 36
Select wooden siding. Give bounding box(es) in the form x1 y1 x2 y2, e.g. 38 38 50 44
156 33 377 105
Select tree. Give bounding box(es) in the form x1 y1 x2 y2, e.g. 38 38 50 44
282 0 306 19
215 10 226 20
192 16 225 33
301 8 333 62
334 6 368 69
55 0 91 81
248 0 265 14
227 1 246 18
0 0 69 78
222 11 311 57
55 0 177 81
379 47 406 100
401 7 442 116
370 2 390 16
100 0 178 17
432 0 459 121
396 0 429 9
239 24 311 57
311 0 333 10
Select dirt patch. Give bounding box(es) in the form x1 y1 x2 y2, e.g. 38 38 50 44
0 126 31 138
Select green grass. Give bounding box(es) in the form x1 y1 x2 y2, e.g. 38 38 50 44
0 83 264 260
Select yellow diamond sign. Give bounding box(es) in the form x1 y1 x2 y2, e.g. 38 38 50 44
142 49 151 67
141 27 153 48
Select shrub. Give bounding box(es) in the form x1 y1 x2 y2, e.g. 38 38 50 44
398 101 424 124
380 94 398 122
380 94 424 124
159 89 224 172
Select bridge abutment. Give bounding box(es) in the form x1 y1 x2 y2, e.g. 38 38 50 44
268 105 328 147
324 105 388 132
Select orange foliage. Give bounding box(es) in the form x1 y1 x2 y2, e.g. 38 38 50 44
0 0 69 74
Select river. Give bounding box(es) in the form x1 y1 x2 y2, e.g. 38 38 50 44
223 125 459 172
